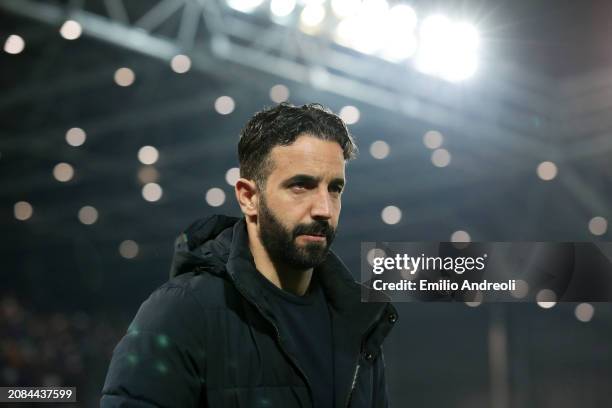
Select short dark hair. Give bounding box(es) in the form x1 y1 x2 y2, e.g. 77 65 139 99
238 103 358 189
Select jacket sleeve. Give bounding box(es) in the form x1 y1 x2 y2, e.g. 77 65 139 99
101 284 207 407
372 347 390 408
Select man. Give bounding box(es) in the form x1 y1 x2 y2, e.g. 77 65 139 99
101 103 398 407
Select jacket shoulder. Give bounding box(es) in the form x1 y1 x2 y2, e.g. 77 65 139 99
162 269 243 311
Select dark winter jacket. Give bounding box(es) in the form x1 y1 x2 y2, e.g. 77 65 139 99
101 215 398 407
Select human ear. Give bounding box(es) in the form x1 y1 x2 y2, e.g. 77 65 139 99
235 178 259 217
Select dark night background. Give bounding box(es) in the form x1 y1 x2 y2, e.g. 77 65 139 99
1 0 611 407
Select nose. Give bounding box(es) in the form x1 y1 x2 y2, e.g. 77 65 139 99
311 188 333 220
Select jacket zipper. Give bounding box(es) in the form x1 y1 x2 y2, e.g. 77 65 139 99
344 305 389 408
344 360 361 408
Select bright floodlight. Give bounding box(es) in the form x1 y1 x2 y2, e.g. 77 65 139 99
226 0 263 13
336 14 386 55
270 0 296 17
416 15 452 74
335 0 403 56
353 0 388 54
361 0 389 15
416 15 479 81
335 17 360 48
381 4 418 61
300 4 326 29
331 0 361 18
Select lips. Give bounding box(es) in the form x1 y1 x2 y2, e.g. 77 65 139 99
299 234 326 241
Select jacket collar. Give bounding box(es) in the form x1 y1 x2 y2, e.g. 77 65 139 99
225 218 397 408
225 217 393 336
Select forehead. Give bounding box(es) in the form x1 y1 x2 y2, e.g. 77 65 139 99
268 134 345 179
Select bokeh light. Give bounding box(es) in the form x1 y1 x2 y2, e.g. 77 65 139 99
225 167 240 186
537 161 557 181
53 163 74 182
138 146 159 165
114 67 135 87
119 240 139 259
65 127 86 147
4 35 25 54
465 291 483 307
536 289 556 309
60 20 82 40
366 248 387 266
510 279 529 299
575 303 594 322
205 188 226 207
423 130 443 149
381 205 402 225
142 183 163 202
300 4 326 29
451 230 471 243
588 216 608 236
431 148 451 167
339 105 360 124
269 84 290 103
14 201 33 221
370 140 390 159
214 96 235 115
170 54 191 73
78 206 98 225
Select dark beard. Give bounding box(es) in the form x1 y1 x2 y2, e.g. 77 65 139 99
258 195 336 269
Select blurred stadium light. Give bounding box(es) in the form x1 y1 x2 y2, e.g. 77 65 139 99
0 0 558 161
0 0 551 110
2 0 610 237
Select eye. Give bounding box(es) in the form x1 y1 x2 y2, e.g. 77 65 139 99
290 183 308 192
330 184 344 194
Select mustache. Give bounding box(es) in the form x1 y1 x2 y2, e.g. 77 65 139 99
293 222 334 239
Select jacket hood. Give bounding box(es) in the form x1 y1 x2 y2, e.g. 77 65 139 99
169 214 241 279
170 213 392 305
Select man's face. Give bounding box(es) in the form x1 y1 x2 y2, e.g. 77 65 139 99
257 134 346 269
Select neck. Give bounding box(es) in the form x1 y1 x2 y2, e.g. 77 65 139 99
246 220 313 296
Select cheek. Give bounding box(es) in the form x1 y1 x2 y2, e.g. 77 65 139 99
332 199 342 222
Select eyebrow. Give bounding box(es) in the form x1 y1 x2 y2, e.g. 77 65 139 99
282 174 345 188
